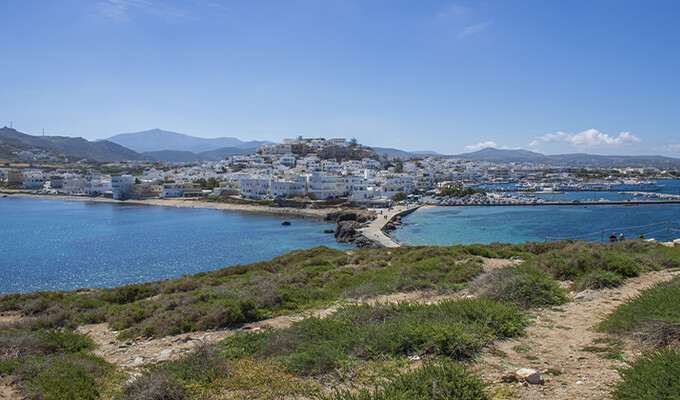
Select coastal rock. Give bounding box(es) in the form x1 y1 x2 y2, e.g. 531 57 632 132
323 229 335 234
325 210 376 224
354 234 384 249
281 221 291 226
383 222 397 232
334 220 362 242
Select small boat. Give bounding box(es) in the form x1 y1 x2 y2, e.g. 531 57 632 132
608 180 664 192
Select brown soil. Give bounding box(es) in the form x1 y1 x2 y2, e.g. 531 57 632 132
0 376 21 400
479 269 679 400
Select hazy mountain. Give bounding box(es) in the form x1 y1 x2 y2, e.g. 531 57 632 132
457 148 547 162
142 150 199 163
198 147 257 161
106 129 271 153
0 127 148 162
456 147 680 167
142 146 257 162
546 153 680 167
370 147 441 159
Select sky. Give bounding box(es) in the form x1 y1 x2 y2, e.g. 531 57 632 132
1 0 680 156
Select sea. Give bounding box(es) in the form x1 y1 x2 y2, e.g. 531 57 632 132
392 179 680 246
0 198 349 294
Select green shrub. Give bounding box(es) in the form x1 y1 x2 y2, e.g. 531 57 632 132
99 284 157 304
611 349 680 400
223 299 526 375
322 362 489 400
472 265 567 309
0 330 96 358
598 276 680 348
573 269 624 291
12 353 111 400
124 370 187 400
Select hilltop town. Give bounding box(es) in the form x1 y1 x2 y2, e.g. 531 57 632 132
2 134 679 207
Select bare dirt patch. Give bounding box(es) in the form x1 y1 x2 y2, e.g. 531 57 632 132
0 376 22 400
479 269 677 400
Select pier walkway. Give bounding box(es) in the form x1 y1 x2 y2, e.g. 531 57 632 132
359 205 422 248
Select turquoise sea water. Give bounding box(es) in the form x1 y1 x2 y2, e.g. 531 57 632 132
0 198 349 294
392 203 680 246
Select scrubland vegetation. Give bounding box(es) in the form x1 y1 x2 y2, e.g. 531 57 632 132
597 275 680 399
1 240 679 399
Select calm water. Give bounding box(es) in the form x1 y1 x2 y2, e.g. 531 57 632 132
0 198 349 294
392 203 680 246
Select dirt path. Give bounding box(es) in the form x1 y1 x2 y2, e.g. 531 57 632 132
479 269 679 400
78 257 519 370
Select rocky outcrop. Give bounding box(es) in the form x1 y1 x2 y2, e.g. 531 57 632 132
334 220 363 242
325 209 376 224
326 209 379 247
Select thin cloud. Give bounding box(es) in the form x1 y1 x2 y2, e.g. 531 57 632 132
652 144 680 152
458 20 492 38
465 141 497 151
96 0 193 23
535 129 641 149
438 4 469 19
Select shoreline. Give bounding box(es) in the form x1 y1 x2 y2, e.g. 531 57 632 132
0 191 333 219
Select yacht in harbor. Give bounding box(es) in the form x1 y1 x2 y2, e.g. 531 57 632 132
608 180 664 192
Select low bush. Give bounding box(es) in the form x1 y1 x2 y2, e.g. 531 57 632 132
611 349 680 400
322 362 489 400
0 329 96 358
223 299 526 376
2 353 111 400
0 330 111 399
472 265 567 309
124 370 188 400
573 269 624 291
598 276 680 348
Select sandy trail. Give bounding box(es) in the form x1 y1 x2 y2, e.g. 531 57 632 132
479 269 678 400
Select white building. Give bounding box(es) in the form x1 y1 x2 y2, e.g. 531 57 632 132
84 180 111 196
111 175 135 200
23 174 45 189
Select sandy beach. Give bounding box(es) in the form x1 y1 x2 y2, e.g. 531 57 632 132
0 191 333 219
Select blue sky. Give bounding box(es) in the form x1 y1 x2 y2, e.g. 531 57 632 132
1 0 679 155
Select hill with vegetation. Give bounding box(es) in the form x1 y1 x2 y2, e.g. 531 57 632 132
1 241 679 399
0 127 148 162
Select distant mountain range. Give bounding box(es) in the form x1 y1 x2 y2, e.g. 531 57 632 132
456 147 680 167
370 147 442 159
0 127 147 162
3 127 679 167
142 147 257 162
106 129 271 153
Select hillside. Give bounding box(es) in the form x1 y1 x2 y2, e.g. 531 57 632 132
1 241 679 399
106 128 271 153
0 127 148 162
